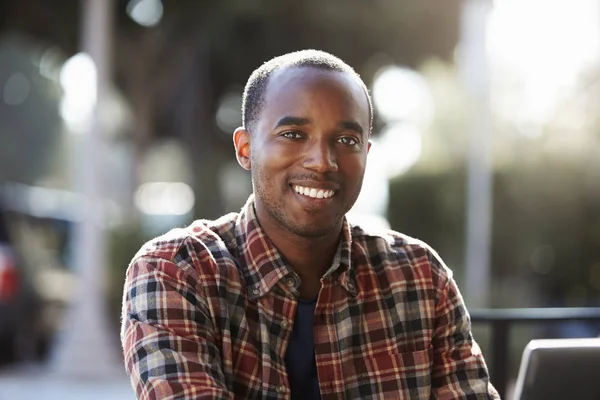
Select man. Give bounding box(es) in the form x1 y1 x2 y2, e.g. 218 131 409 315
121 50 499 399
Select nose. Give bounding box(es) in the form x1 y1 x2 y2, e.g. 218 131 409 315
303 140 338 173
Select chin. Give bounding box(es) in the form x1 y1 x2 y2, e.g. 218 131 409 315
284 218 339 238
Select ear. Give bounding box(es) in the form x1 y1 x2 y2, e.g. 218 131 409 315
233 127 251 170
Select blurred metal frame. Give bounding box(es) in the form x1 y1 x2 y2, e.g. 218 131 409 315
471 307 600 399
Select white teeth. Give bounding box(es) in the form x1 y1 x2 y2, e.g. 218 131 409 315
293 185 334 199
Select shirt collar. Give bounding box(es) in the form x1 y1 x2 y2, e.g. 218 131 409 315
234 195 357 300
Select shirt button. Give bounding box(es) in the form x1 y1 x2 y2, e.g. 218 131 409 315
347 282 355 290
280 320 289 329
252 288 259 295
286 278 295 287
276 384 286 394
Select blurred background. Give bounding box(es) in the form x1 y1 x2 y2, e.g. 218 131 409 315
0 0 599 398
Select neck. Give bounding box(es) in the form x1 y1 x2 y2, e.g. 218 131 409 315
255 209 343 283
274 229 341 278
270 226 341 300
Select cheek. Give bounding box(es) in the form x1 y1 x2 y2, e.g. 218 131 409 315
254 144 298 172
340 155 368 181
251 153 290 190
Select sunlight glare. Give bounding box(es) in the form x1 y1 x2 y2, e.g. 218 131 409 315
59 53 97 132
379 124 422 178
372 66 434 128
488 0 600 130
134 182 195 216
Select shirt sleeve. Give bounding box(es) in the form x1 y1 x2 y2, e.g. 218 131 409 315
121 255 233 400
429 257 500 399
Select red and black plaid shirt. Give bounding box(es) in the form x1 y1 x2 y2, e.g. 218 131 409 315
121 196 499 399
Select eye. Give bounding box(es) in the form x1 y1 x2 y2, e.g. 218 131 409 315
338 136 359 146
281 131 303 140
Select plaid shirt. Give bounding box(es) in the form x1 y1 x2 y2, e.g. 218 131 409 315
121 196 499 399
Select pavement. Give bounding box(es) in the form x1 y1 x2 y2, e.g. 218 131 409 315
0 364 135 400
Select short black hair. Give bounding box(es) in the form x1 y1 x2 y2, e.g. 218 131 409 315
242 49 373 134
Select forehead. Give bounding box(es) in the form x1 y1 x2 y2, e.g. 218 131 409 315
259 66 370 131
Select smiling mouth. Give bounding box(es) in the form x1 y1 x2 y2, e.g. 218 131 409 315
292 185 335 199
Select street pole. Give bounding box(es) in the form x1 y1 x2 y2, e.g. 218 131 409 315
50 0 122 377
459 0 493 308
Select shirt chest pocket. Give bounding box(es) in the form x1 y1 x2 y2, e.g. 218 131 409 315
352 346 433 397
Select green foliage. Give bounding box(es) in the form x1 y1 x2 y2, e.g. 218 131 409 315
388 153 600 308
388 167 466 272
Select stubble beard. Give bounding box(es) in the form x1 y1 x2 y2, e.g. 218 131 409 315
252 168 349 239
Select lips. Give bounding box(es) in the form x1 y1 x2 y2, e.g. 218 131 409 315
292 184 335 199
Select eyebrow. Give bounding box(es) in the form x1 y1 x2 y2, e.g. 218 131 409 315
274 116 364 135
274 116 311 128
339 121 364 135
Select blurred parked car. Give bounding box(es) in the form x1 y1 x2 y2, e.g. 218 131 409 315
0 204 45 364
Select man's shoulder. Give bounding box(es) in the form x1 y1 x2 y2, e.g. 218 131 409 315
132 212 240 264
351 221 429 254
350 221 450 276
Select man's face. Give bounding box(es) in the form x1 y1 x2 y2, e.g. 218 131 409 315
241 67 370 238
